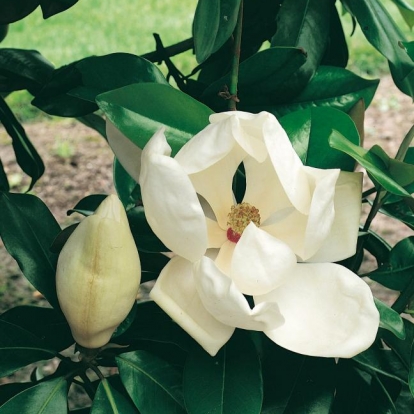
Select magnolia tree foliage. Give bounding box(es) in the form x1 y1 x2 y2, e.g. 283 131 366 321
1 0 414 413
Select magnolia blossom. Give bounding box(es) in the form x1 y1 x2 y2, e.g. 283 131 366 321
112 111 379 358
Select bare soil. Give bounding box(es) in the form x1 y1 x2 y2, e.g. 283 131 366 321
0 75 413 330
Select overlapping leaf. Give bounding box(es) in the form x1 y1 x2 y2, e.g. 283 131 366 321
193 0 241 63
183 332 262 414
0 192 61 308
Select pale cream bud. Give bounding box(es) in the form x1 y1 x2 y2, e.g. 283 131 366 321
56 194 141 349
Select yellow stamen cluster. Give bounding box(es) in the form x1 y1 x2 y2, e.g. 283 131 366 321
227 202 261 243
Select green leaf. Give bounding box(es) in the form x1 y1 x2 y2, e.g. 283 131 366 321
0 319 57 378
201 47 307 111
353 346 408 385
0 306 73 351
329 130 412 198
0 158 9 192
91 378 137 414
370 374 399 414
375 298 406 340
0 97 44 190
0 192 61 308
40 0 79 19
280 107 360 171
183 331 262 414
320 2 348 67
116 301 191 354
97 83 213 156
0 1 39 24
127 207 168 253
246 66 379 117
33 53 167 117
193 0 241 63
367 236 414 291
0 48 54 94
261 338 336 413
0 383 33 407
0 377 67 413
343 0 414 98
333 361 377 414
379 199 414 230
67 194 107 216
117 350 186 414
113 159 139 210
271 0 331 86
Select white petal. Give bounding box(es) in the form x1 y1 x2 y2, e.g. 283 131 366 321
215 240 235 277
194 257 284 331
308 171 363 262
300 167 340 260
206 217 227 248
255 263 379 358
261 112 312 214
209 111 269 163
150 257 234 356
187 149 243 228
232 224 296 295
106 121 142 183
243 155 292 223
175 118 236 174
140 130 207 262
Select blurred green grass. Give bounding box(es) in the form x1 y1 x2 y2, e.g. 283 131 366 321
1 0 413 123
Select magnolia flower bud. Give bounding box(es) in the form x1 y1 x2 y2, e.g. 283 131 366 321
56 194 141 349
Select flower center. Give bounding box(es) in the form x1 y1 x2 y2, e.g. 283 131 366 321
227 202 261 243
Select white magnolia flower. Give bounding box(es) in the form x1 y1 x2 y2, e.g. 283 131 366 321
112 111 379 358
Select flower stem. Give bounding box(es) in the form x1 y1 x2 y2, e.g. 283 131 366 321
228 0 244 111
392 276 414 314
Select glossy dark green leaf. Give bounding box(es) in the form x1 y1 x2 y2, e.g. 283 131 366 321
97 83 213 156
0 25 8 43
370 145 414 187
127 207 168 253
0 306 73 351
67 194 107 216
201 47 307 111
271 0 330 87
49 223 78 255
280 107 359 171
370 374 399 414
33 53 167 117
320 2 348 67
367 236 414 291
193 0 241 63
261 338 336 414
343 0 414 98
0 49 54 94
333 361 377 414
363 230 392 267
375 298 406 340
379 200 414 230
0 319 57 377
0 0 38 24
353 346 408 384
138 251 170 277
0 158 9 192
0 97 44 190
183 332 262 414
0 383 32 407
329 130 411 198
117 350 186 414
91 378 137 414
0 377 67 413
0 192 61 308
113 159 139 210
76 113 107 139
40 0 79 19
116 301 191 353
246 66 379 117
